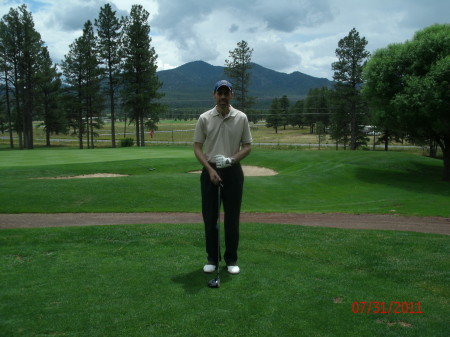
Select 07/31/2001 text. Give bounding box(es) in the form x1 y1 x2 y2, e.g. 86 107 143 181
352 301 423 314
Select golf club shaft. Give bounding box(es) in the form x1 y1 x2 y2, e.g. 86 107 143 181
217 182 222 277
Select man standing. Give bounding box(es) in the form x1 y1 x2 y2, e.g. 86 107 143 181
193 80 252 275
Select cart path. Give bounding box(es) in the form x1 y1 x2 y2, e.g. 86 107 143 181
1 212 449 235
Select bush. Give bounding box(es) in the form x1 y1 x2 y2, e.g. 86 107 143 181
120 138 134 147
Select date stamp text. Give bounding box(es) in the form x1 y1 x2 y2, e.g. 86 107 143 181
352 301 423 314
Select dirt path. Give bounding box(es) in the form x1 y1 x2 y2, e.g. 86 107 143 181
1 212 449 235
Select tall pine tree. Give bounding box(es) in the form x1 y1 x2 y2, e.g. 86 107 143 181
266 98 282 134
19 6 44 149
279 95 290 130
95 4 123 148
288 100 304 129
35 46 64 147
0 17 14 148
332 28 370 150
61 20 102 149
121 5 164 147
0 5 44 149
225 40 254 112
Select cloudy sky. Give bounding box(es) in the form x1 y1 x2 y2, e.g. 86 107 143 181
1 0 448 80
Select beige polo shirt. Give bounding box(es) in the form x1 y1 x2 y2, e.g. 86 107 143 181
194 105 253 163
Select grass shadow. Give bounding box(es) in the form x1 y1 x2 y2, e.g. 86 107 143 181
355 160 449 196
172 269 232 294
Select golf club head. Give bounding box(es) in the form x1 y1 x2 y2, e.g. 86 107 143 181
208 277 220 288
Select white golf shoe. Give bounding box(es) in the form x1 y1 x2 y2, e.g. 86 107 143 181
227 265 240 274
203 264 216 273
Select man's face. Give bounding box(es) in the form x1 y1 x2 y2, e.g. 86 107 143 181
213 86 233 107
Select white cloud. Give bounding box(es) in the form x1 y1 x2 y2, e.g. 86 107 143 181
293 35 341 78
1 0 449 79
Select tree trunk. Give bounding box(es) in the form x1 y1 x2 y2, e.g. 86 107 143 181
23 109 33 149
441 137 450 181
86 114 90 149
342 134 348 150
140 113 145 146
44 97 51 147
350 111 357 150
18 131 23 149
429 139 437 158
443 153 450 181
4 70 14 148
109 71 116 148
90 116 94 149
23 69 34 149
13 65 23 149
78 106 83 149
135 113 140 146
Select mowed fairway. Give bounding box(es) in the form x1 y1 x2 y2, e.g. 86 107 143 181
1 146 449 336
0 146 449 216
1 223 449 337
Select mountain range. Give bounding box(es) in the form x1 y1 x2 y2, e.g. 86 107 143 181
157 61 333 109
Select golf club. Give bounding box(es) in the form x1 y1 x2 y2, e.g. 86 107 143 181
208 182 223 288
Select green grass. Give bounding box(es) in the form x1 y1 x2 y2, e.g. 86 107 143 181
1 224 448 337
1 146 449 336
0 146 448 216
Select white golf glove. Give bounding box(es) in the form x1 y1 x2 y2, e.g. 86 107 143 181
214 155 235 168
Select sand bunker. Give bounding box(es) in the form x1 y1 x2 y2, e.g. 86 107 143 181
34 166 278 179
34 173 128 180
189 165 278 177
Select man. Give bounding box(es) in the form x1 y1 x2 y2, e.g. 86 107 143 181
193 80 252 275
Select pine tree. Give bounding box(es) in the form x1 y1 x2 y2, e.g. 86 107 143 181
279 95 290 130
35 46 64 146
288 100 304 129
332 28 370 150
95 3 123 148
61 20 102 149
62 38 85 148
329 90 351 150
19 5 44 149
266 98 282 134
121 5 164 147
225 40 254 112
81 21 103 149
0 19 14 148
1 5 44 149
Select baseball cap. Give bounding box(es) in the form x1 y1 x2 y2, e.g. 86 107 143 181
214 80 232 92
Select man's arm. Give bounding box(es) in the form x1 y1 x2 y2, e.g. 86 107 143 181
193 142 222 185
231 143 251 163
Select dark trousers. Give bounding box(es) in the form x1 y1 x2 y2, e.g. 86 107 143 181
201 164 244 266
